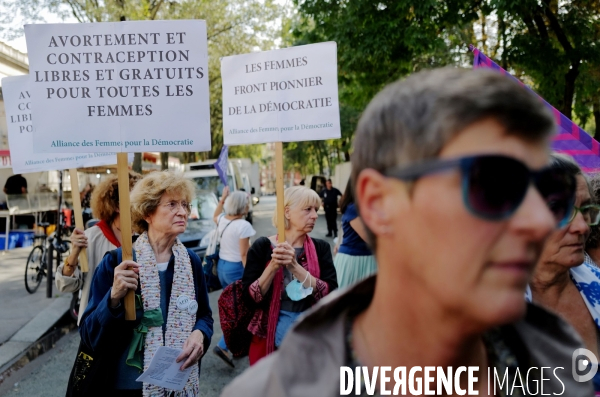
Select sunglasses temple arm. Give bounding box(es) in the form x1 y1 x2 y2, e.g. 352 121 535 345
384 158 463 181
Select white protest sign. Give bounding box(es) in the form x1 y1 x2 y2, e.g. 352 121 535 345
221 42 340 145
2 75 129 173
24 20 210 153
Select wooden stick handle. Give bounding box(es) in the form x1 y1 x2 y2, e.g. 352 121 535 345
117 153 135 321
68 169 89 273
275 142 286 242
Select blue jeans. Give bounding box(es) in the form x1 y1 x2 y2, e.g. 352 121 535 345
217 258 244 351
275 310 302 347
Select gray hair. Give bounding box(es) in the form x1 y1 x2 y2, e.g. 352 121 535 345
351 67 556 250
586 172 600 249
224 191 249 216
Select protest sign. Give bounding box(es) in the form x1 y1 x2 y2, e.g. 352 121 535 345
221 42 340 145
221 42 341 240
24 20 210 153
1 75 128 173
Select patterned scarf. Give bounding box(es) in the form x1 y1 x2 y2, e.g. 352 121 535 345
135 232 199 397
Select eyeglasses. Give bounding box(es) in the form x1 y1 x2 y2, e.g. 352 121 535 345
162 200 192 214
568 204 600 226
384 155 576 227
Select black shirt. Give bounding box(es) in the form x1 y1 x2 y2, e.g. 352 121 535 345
4 174 27 195
242 236 338 313
320 187 342 208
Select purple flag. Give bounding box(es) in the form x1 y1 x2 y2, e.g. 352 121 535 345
214 145 229 186
470 45 600 173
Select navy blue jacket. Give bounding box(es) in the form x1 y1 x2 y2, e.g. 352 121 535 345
79 247 213 387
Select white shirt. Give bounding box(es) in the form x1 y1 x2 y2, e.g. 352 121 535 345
217 214 256 262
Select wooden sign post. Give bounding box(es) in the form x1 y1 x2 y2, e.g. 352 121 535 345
275 143 286 241
68 168 89 272
117 153 136 320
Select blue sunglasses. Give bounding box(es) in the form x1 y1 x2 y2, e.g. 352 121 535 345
384 155 576 227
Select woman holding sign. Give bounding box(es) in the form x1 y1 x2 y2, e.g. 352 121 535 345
80 171 213 395
241 186 337 365
56 171 141 324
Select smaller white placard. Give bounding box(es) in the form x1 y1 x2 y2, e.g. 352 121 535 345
2 75 129 173
221 42 341 145
135 346 192 391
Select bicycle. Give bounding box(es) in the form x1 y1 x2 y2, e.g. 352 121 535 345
25 222 71 294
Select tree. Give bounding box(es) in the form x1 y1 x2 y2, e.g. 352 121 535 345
292 0 600 153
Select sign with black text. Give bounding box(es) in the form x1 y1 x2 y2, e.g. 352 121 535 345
221 42 340 144
24 20 210 153
2 75 128 173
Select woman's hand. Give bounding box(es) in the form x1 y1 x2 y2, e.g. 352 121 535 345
176 330 205 370
69 228 88 251
271 242 296 267
110 260 140 307
221 186 230 201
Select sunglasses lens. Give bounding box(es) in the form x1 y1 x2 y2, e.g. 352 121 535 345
465 156 530 219
535 169 576 226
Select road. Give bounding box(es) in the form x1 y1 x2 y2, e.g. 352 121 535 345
0 196 337 396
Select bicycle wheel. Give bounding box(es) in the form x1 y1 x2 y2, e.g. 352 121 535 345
25 245 45 294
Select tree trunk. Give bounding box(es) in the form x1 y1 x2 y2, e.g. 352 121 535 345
160 152 169 170
132 153 142 174
562 62 579 119
593 99 600 141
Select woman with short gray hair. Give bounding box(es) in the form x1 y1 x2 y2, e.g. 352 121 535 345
212 186 256 367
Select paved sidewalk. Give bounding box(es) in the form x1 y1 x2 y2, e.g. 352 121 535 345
0 247 69 372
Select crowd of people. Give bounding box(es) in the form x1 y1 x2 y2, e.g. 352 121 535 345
57 66 600 396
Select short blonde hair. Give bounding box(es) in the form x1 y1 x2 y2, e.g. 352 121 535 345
272 186 321 229
130 170 195 233
224 191 249 216
91 171 142 223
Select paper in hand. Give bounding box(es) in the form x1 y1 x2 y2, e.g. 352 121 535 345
136 346 193 391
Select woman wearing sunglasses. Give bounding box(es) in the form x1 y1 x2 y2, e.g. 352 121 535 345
222 68 592 396
529 153 600 391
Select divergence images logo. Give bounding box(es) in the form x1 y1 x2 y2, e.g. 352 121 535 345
572 348 598 382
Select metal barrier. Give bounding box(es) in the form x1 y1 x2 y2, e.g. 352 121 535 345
0 193 60 251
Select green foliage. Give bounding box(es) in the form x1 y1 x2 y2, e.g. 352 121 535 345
291 0 600 164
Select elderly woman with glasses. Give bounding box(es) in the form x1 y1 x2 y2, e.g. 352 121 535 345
80 171 213 396
529 154 600 389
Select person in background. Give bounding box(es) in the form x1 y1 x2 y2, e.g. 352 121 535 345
241 186 337 366
319 179 342 238
56 171 141 324
80 182 95 210
80 182 95 225
585 172 600 267
3 173 27 195
333 180 377 288
213 186 256 368
80 171 213 395
529 154 600 392
222 68 589 395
